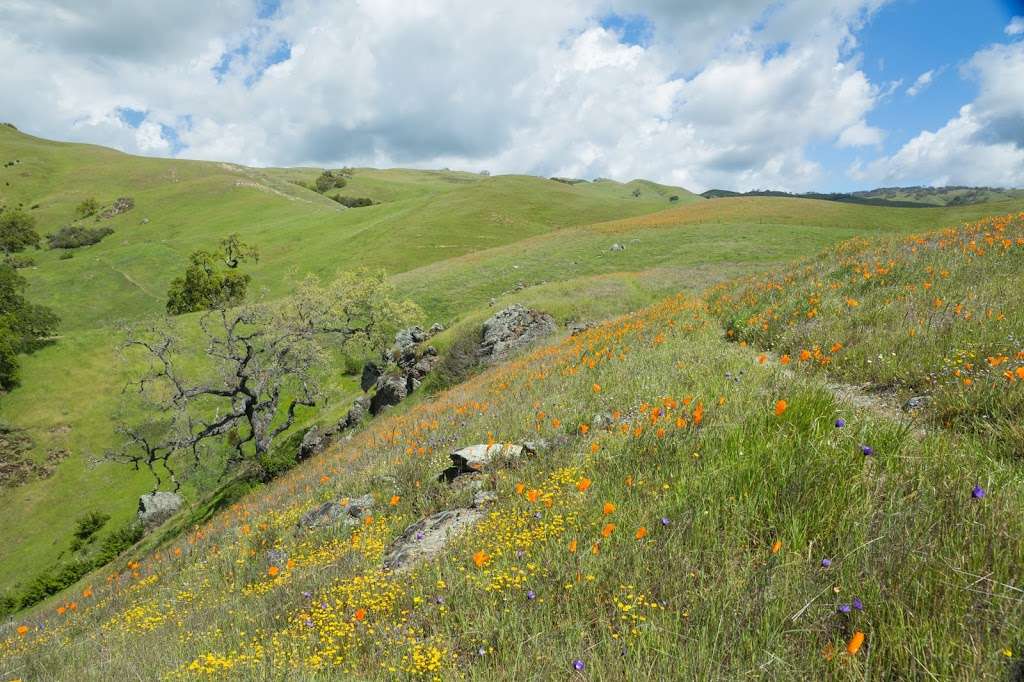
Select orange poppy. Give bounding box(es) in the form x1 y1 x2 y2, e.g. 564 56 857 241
592 383 602 393
515 483 526 494
774 400 788 416
17 625 29 636
576 478 592 493
771 539 782 554
472 550 490 568
389 495 400 506
526 489 540 503
780 354 791 365
568 539 578 553
635 527 648 540
354 608 367 621
267 565 280 577
601 523 616 538
603 501 616 515
846 631 865 655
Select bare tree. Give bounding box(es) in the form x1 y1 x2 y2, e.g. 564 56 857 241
112 269 420 488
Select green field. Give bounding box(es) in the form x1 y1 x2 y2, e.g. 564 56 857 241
1 126 1024 679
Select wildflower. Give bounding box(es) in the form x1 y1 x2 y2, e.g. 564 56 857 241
837 603 851 613
757 353 767 364
267 566 280 577
526 590 536 600
1017 367 1024 380
635 527 648 540
661 517 670 526
846 631 865 655
389 495 400 506
568 539 578 553
17 625 28 636
601 523 616 538
692 402 704 425
603 502 616 515
572 659 585 671
472 550 490 568
835 418 846 428
302 591 312 599
780 354 791 365
852 597 863 611
415 531 425 541
579 423 590 435
592 383 602 393
526 489 540 503
771 539 782 554
354 608 367 621
551 418 561 428
972 484 985 499
774 399 788 416
515 483 526 494
576 478 592 492
860 444 874 456
821 558 832 568
1003 648 1014 657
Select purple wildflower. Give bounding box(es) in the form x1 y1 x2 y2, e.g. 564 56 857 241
305 619 314 628
572 659 585 671
526 590 536 600
415 531 425 541
435 596 445 604
661 517 671 526
837 603 851 614
534 511 543 520
301 591 312 599
820 558 832 568
852 597 863 611
860 444 874 456
835 418 846 428
972 484 985 499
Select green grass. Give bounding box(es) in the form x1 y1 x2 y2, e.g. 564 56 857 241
2 277 1022 679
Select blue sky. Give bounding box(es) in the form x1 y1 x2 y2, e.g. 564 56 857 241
2 0 1023 192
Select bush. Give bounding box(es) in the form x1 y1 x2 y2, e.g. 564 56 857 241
73 511 110 542
332 195 374 208
59 252 73 260
315 170 349 193
75 197 100 219
0 207 41 255
46 225 113 249
4 254 35 268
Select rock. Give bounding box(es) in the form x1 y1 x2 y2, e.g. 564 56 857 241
410 356 437 380
298 494 374 529
592 413 613 430
394 326 427 351
428 322 445 336
902 395 930 412
360 362 381 393
472 490 498 508
370 373 408 415
478 304 557 362
439 442 535 482
137 491 182 530
340 395 370 430
298 425 331 460
100 196 134 219
383 507 485 572
610 243 625 252
569 321 596 336
139 217 150 225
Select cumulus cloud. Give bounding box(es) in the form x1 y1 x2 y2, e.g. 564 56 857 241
851 41 1024 187
1006 16 1024 35
0 0 892 191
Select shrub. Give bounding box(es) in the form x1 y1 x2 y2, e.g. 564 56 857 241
332 195 374 208
72 511 110 542
165 235 257 315
75 197 100 219
0 207 41 255
46 225 113 249
315 170 348 193
4 254 35 268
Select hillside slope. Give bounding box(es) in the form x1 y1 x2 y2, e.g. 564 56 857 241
2 214 1022 679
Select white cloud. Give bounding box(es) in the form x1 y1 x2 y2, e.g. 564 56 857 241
852 41 1024 187
0 0 892 191
906 69 934 96
1006 16 1024 36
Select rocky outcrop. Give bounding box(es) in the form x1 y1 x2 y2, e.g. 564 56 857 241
438 442 537 482
138 491 182 530
364 325 443 415
100 197 134 219
383 507 484 572
298 494 374 530
478 304 556 362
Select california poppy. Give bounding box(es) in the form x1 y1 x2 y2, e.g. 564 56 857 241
576 478 592 493
472 550 490 568
635 527 648 540
603 502 616 515
774 399 788 416
846 631 865 655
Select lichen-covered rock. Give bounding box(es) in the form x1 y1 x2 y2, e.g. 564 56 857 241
297 494 374 529
383 508 484 572
439 442 536 482
137 491 182 530
370 373 408 415
479 304 556 362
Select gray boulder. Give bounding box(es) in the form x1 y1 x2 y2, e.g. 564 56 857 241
370 373 408 415
137 491 182 530
298 494 375 529
479 304 556 362
439 442 536 482
383 507 485 572
339 395 370 430
610 243 625 252
428 322 445 336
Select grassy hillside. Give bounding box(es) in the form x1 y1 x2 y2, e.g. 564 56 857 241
2 214 1023 679
0 125 700 598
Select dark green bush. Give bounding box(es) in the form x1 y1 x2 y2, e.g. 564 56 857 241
332 195 374 208
46 225 113 249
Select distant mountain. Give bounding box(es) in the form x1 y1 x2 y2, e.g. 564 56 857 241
701 185 1024 208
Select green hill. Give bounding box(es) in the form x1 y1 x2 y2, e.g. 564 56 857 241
2 210 1023 679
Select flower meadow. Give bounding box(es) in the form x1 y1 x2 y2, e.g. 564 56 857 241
2 216 1024 680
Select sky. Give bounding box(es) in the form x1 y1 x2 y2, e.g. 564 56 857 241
1 0 1022 192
